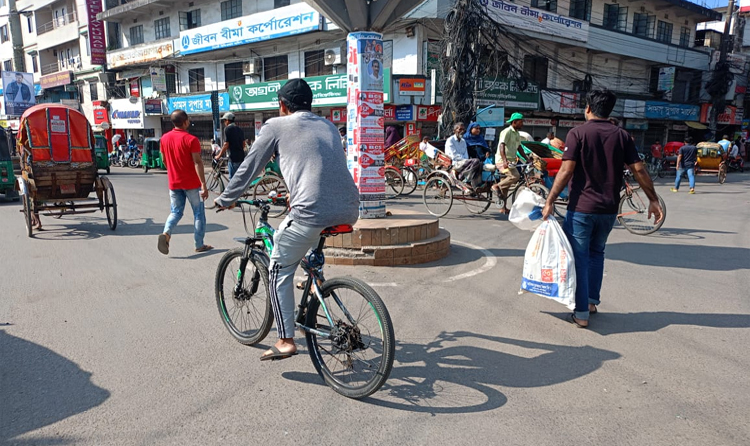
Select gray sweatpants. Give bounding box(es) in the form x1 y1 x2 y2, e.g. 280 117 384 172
269 216 326 339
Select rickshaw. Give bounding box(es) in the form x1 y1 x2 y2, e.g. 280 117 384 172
93 134 110 174
16 104 117 237
0 126 20 200
695 141 728 184
142 137 166 173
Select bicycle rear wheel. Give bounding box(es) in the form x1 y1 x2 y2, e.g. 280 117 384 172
422 176 453 217
305 277 395 399
384 167 404 199
462 188 492 214
215 248 273 345
206 171 225 210
400 166 418 196
617 188 666 235
252 172 288 218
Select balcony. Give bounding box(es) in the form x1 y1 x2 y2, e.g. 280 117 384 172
37 12 79 51
97 0 173 21
41 56 81 76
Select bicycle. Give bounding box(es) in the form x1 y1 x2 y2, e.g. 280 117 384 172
214 198 395 399
207 160 288 217
205 158 229 209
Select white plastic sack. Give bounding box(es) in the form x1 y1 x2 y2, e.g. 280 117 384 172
509 188 546 231
520 219 576 309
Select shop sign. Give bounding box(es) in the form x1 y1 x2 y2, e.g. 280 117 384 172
476 77 539 110
167 92 230 114
558 120 585 128
405 123 419 136
476 106 505 127
129 80 140 97
671 124 688 131
743 119 750 128
179 4 321 56
416 105 441 121
735 108 744 125
523 118 553 126
657 67 675 100
40 71 72 89
483 0 589 42
93 106 108 124
330 108 346 123
644 101 699 121
107 41 174 69
423 39 441 73
397 78 426 96
144 99 163 115
110 98 144 129
541 90 582 115
699 104 737 125
86 0 106 65
150 67 167 92
395 105 414 121
384 105 395 120
625 119 649 130
229 70 391 111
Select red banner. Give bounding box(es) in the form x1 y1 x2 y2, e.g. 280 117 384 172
700 104 736 125
86 0 106 65
416 105 441 122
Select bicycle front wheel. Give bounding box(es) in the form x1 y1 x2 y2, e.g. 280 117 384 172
305 277 395 399
400 166 418 196
422 176 453 217
384 167 405 199
617 188 666 235
215 248 273 345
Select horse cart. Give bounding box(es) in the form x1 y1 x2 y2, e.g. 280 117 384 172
16 104 117 237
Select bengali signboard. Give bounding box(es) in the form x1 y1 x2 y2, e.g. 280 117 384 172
167 92 230 114
483 0 589 42
144 99 163 115
347 32 386 218
40 71 73 89
700 104 737 125
476 77 539 109
398 78 426 96
541 90 583 115
107 41 174 68
179 4 321 56
2 71 36 116
645 101 699 121
86 0 106 64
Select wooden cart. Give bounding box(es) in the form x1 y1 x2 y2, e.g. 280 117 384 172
16 104 117 237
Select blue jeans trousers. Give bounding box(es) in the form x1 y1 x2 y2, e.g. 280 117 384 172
163 189 206 249
228 161 243 179
674 167 695 190
563 211 617 321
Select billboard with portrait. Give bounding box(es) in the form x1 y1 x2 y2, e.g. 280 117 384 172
2 71 36 117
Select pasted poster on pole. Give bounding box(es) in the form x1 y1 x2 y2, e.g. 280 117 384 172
347 32 386 219
2 72 36 117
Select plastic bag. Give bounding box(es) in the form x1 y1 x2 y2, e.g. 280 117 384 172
520 219 576 309
509 188 546 231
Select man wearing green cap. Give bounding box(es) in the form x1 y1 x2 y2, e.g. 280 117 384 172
492 112 524 213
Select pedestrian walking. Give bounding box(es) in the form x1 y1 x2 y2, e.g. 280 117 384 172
214 112 245 179
542 89 663 328
671 136 697 194
492 112 524 214
157 110 212 256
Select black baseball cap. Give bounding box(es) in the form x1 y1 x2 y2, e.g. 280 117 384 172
278 79 313 107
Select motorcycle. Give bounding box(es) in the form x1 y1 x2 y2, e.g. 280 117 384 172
727 156 745 173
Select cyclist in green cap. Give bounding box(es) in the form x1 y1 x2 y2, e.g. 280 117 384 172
492 112 524 213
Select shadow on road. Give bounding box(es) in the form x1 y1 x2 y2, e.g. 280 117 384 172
395 243 524 269
644 227 736 240
28 217 229 241
543 311 750 336
282 331 619 414
0 330 110 444
607 242 750 270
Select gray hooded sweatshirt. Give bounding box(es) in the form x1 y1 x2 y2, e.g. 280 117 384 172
216 111 360 228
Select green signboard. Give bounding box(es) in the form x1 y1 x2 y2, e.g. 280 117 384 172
230 69 391 111
431 74 539 110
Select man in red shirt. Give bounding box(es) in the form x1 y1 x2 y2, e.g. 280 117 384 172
157 110 212 255
650 140 663 159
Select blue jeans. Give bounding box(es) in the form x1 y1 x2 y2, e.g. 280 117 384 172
228 161 242 179
675 167 695 190
163 189 206 249
563 211 617 321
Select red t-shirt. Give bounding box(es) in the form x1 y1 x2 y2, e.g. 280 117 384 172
160 128 202 190
651 144 663 159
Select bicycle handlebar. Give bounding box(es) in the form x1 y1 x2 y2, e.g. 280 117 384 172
215 196 287 213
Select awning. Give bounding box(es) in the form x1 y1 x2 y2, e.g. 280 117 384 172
686 121 708 130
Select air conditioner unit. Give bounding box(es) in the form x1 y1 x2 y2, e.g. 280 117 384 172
324 45 346 66
242 58 262 76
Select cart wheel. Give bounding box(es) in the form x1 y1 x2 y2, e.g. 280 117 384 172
104 180 118 230
719 163 727 184
51 201 70 219
23 193 33 237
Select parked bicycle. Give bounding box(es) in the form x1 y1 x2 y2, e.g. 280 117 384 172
214 198 395 399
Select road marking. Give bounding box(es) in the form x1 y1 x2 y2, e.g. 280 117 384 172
444 240 497 282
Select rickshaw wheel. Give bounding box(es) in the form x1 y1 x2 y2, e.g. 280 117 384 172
106 166 110 175
104 180 118 230
252 173 288 218
143 165 149 173
23 193 33 238
718 163 727 184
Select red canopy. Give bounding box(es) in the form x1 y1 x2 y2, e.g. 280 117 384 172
19 104 94 163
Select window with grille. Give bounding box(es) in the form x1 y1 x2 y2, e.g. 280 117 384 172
633 13 655 38
263 56 288 81
107 22 122 49
179 10 201 30
32 55 38 73
154 17 171 40
603 4 627 31
656 21 673 44
0 25 8 43
531 0 556 12
90 82 99 101
129 25 144 45
221 0 242 20
679 27 691 47
274 0 290 8
189 68 205 92
568 0 591 21
523 55 548 88
165 65 177 94
304 50 333 77
224 62 245 87
3 60 11 71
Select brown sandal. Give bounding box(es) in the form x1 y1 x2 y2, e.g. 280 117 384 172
195 245 214 253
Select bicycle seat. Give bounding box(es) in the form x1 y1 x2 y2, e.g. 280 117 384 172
321 224 354 236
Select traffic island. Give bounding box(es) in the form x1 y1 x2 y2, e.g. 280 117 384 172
325 210 450 266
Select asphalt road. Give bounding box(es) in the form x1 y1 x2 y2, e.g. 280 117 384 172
1 168 749 445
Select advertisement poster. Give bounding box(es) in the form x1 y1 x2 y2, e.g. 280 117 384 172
347 32 386 218
86 0 106 65
2 71 35 117
150 67 167 92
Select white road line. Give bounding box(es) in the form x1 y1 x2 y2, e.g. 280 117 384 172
443 240 497 282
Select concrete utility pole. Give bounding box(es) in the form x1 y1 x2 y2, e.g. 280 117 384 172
8 0 27 72
710 0 735 136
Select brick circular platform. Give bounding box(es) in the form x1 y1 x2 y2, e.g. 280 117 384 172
324 210 450 266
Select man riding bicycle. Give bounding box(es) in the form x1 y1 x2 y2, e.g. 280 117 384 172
215 79 359 361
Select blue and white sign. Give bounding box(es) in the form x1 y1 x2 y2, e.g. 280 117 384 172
179 4 321 56
395 105 413 121
167 93 230 114
476 106 505 127
644 101 699 121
